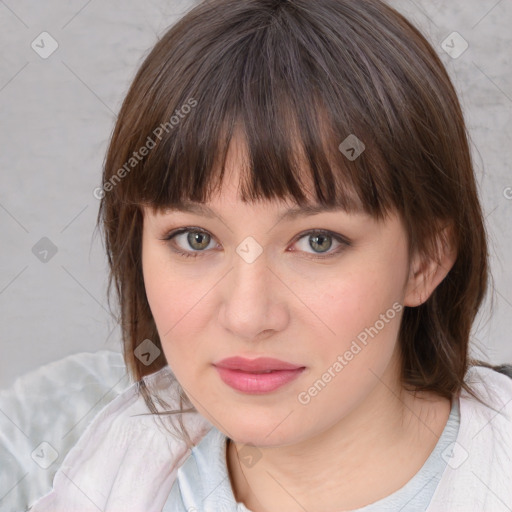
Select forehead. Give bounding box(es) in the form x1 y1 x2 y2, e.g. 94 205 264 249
159 199 368 225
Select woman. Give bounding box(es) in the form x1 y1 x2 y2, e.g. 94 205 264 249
29 0 512 510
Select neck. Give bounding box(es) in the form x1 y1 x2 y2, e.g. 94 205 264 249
226 368 451 512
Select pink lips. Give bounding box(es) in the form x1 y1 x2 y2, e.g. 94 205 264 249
213 357 306 393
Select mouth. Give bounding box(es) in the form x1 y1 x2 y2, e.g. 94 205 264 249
213 357 306 393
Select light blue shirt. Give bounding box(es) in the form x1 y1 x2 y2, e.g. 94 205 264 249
165 397 460 511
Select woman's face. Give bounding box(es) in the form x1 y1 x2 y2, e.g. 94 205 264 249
141 138 422 447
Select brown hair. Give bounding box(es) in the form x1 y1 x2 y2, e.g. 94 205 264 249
97 0 505 435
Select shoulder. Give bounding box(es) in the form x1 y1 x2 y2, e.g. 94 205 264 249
426 364 512 511
458 364 512 459
463 364 512 405
0 350 130 512
26 358 213 511
489 363 512 379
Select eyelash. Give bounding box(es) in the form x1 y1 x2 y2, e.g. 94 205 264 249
160 227 351 260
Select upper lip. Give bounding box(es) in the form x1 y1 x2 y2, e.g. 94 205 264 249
214 357 305 372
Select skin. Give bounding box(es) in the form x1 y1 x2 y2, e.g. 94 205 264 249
141 133 457 511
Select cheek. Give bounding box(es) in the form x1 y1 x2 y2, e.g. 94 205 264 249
144 272 193 342
142 246 213 365
312 257 406 372
320 266 402 336
295 271 404 422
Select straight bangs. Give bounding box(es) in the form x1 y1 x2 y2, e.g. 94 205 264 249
106 1 410 223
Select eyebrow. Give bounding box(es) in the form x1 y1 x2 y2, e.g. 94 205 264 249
164 201 360 224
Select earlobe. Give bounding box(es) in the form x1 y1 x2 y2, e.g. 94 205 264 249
403 223 457 308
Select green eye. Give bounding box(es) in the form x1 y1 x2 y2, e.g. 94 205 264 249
163 228 217 258
185 231 212 251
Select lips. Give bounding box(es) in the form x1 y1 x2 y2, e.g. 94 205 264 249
213 357 306 393
213 356 305 373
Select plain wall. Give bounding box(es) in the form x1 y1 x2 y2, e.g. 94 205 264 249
1 0 511 389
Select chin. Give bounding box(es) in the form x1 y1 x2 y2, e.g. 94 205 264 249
220 417 300 448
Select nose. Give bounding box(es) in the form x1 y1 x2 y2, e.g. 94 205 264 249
218 247 289 341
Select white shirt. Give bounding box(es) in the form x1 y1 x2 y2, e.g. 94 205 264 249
164 397 461 511
25 363 512 512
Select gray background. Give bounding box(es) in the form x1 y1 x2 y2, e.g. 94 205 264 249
1 0 511 390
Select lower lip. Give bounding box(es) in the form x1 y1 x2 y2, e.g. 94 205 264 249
214 366 305 393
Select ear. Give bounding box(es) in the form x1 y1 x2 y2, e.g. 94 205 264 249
404 222 458 307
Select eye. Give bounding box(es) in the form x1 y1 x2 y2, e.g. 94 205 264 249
162 228 218 258
291 230 349 259
161 228 350 260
